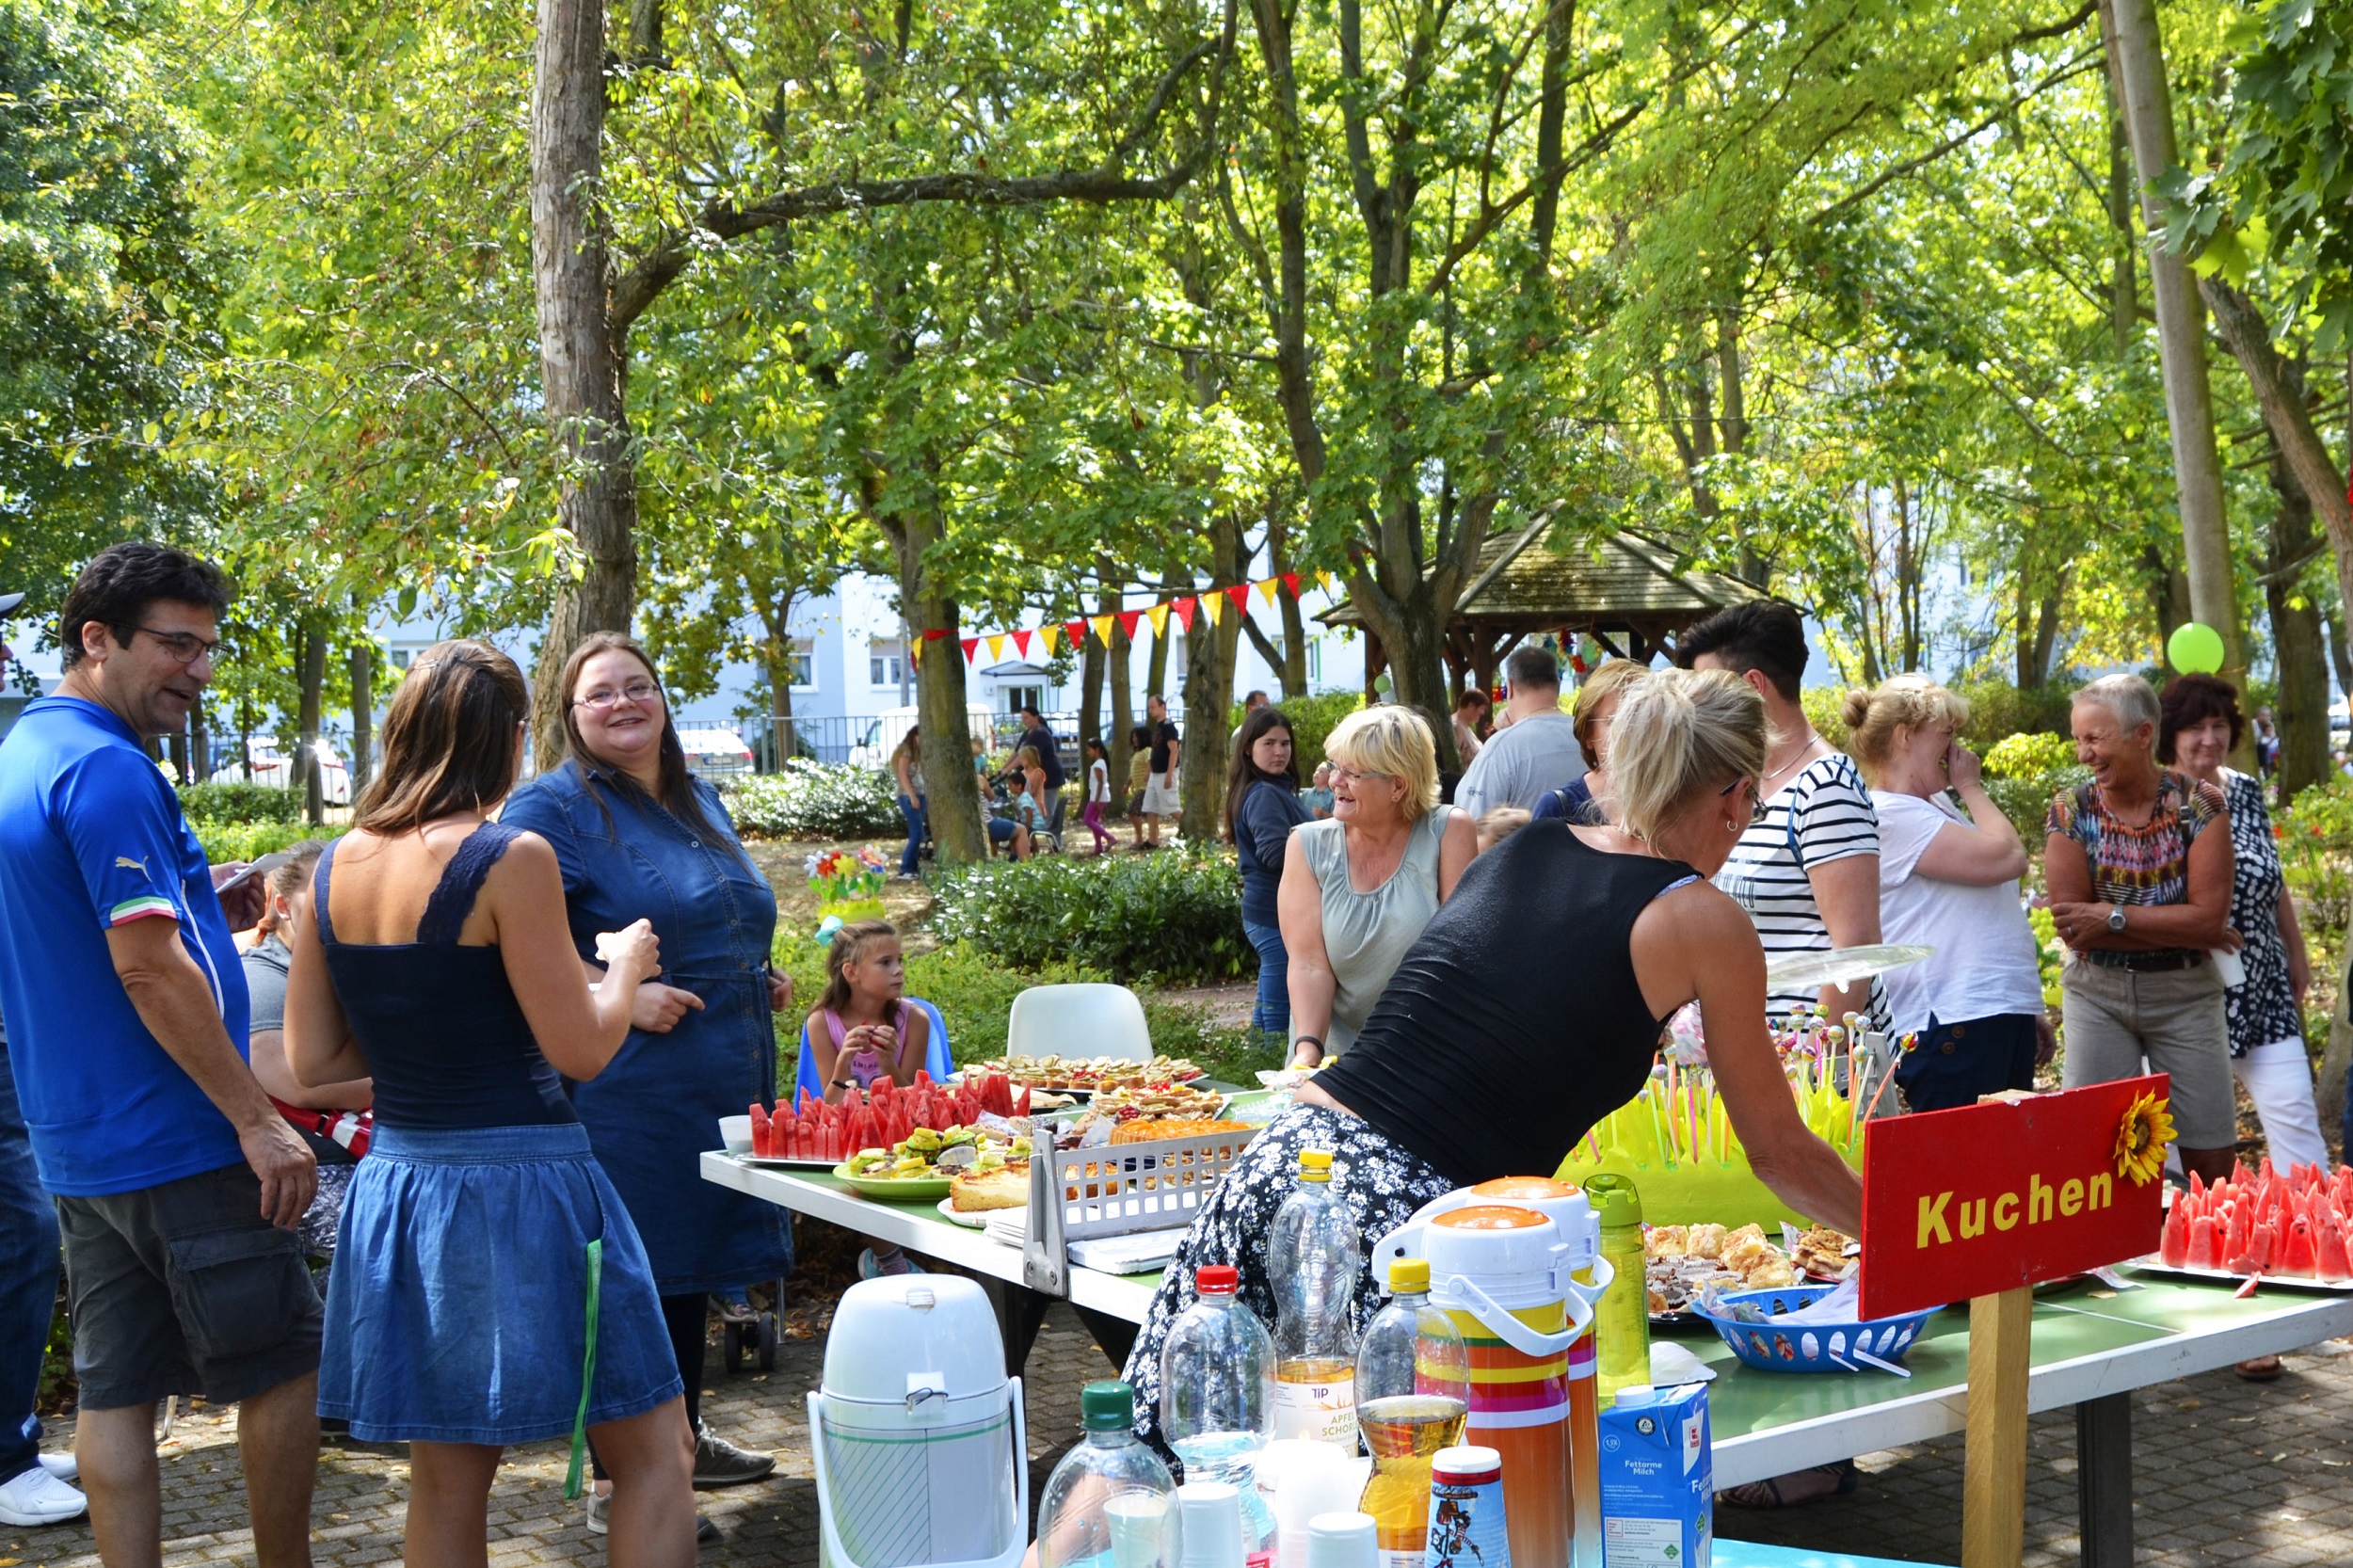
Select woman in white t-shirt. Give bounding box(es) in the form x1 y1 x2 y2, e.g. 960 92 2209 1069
1843 678 2050 1112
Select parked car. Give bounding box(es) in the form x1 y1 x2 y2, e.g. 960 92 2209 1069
677 725 756 777
209 740 352 805
848 704 996 772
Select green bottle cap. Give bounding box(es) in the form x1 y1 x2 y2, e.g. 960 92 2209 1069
1584 1171 1643 1225
1080 1381 1138 1431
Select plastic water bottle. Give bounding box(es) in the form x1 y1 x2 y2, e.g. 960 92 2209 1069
1583 1173 1651 1406
1038 1382 1178 1568
1161 1265 1277 1551
1267 1148 1362 1446
1353 1259 1470 1568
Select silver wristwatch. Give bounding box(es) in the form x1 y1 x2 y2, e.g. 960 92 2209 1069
2107 903 2127 933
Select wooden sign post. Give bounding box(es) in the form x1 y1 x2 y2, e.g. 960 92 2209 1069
1860 1077 2170 1568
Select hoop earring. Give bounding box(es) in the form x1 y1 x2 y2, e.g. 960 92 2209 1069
1724 818 1738 832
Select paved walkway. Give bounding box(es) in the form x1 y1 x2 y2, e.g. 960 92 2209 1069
15 1283 2353 1565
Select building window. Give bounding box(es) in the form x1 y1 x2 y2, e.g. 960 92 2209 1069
1305 637 1322 683
1003 684 1045 715
869 639 905 688
788 637 816 689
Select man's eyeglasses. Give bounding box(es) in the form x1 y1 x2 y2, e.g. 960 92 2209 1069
1721 775 1768 824
118 625 223 665
573 681 663 711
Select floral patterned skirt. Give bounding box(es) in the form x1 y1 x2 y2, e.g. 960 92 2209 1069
1118 1105 1456 1447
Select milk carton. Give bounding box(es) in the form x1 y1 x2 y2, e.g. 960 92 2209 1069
1595 1383 1709 1568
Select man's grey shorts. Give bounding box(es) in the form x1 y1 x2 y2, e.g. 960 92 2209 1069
2059 957 2236 1149
57 1160 323 1410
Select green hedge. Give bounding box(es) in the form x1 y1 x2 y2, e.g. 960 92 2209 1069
929 846 1250 984
179 781 300 824
727 760 903 840
191 821 345 862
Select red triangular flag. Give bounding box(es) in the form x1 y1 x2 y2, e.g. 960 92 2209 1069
1281 572 1302 598
1171 595 1198 629
1225 584 1253 612
922 628 950 642
1116 610 1144 638
1064 619 1087 648
961 637 980 663
1011 629 1032 656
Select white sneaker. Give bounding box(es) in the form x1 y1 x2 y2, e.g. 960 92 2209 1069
38 1452 76 1482
0 1464 88 1526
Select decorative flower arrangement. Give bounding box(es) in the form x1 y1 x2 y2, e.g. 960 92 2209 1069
807 846 888 910
2113 1091 2175 1187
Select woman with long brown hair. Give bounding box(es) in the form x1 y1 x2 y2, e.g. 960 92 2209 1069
502 632 792 1523
283 639 695 1566
1225 705 1307 1037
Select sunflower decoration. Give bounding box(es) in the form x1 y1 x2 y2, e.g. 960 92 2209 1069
2113 1092 2175 1187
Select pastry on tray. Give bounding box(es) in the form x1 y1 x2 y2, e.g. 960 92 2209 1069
949 1164 1031 1212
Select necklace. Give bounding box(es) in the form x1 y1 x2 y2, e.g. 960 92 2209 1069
1762 729 1824 790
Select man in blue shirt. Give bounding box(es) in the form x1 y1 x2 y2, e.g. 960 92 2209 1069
0 545 320 1565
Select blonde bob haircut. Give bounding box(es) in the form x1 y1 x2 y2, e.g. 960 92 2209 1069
1840 675 1970 784
1609 668 1767 845
1324 706 1442 820
1573 659 1651 765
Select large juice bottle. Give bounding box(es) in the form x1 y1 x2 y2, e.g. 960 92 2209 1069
1269 1149 1362 1446
1353 1259 1469 1568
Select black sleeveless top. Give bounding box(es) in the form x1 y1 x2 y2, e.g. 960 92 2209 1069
313 822 577 1129
1316 822 1697 1185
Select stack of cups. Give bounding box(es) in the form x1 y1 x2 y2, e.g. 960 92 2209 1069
1305 1512 1379 1568
1178 1482 1246 1568
1105 1492 1176 1568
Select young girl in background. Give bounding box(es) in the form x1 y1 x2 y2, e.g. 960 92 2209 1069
1125 725 1154 845
800 920 934 1277
1082 738 1115 854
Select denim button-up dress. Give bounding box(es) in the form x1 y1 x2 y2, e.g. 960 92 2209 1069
503 760 793 1294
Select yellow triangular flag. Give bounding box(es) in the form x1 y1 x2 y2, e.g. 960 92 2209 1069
1201 592 1224 626
910 638 922 667
1257 577 1281 605
1091 615 1115 646
986 633 1008 662
1145 604 1169 637
1039 623 1061 656
1319 569 1340 595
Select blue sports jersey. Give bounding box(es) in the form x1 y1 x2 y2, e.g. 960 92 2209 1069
0 696 249 1194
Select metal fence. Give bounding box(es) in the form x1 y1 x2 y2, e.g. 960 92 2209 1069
742 711 1094 774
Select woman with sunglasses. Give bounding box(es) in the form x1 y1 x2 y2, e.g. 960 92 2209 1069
1278 706 1476 1066
503 633 792 1536
1120 669 1864 1448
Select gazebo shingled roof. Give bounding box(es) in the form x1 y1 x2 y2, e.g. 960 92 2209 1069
1321 525 1765 696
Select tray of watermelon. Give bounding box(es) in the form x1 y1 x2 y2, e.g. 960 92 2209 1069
740 1070 1033 1166
2135 1159 2353 1292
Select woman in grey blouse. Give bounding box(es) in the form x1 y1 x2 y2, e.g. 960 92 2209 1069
1279 706 1476 1064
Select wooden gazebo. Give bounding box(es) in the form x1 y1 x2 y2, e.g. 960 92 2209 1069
1321 526 1765 699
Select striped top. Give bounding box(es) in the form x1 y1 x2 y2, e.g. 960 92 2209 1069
2045 772 2223 968
1712 753 1887 1030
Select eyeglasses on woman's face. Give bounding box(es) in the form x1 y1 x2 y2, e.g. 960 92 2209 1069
1720 775 1767 824
573 680 663 712
1327 764 1389 787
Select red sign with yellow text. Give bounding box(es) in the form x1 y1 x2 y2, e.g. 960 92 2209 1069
1858 1076 2169 1320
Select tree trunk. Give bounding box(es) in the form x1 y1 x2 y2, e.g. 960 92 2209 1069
892 509 985 862
167 728 187 786
347 636 374 802
1106 592 1134 814
2266 431 2331 805
759 589 800 761
190 702 209 784
2101 33 2137 359
2105 0 2250 759
1080 600 1108 748
1278 587 1308 696
1144 607 1172 706
1182 528 1250 842
529 0 640 769
296 624 327 826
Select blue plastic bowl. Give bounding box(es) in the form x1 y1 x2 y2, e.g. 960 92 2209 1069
1695 1284 1936 1373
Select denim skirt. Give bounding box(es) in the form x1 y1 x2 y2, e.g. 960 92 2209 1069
318 1123 683 1444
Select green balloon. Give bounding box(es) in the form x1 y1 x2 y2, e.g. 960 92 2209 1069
2168 622 2226 675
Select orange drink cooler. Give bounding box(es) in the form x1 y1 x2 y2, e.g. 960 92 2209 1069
1375 1197 1607 1568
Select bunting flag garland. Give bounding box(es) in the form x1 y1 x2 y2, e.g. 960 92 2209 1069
918 568 1331 657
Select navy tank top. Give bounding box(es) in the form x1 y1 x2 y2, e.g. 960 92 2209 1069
1315 822 1696 1186
313 822 576 1129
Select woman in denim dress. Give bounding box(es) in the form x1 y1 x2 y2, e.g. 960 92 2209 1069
504 633 794 1526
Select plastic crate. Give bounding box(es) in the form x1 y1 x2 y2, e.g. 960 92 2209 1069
1047 1126 1259 1241
1694 1284 1936 1373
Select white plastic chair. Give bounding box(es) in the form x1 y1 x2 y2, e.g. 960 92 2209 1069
1005 983 1152 1064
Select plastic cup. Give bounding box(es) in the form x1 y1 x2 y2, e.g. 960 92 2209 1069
1177 1481 1244 1568
1304 1512 1378 1568
1106 1490 1174 1568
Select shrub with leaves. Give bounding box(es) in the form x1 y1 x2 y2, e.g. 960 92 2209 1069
179 781 300 824
726 760 902 840
191 821 344 863
1982 731 2076 779
929 847 1250 985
